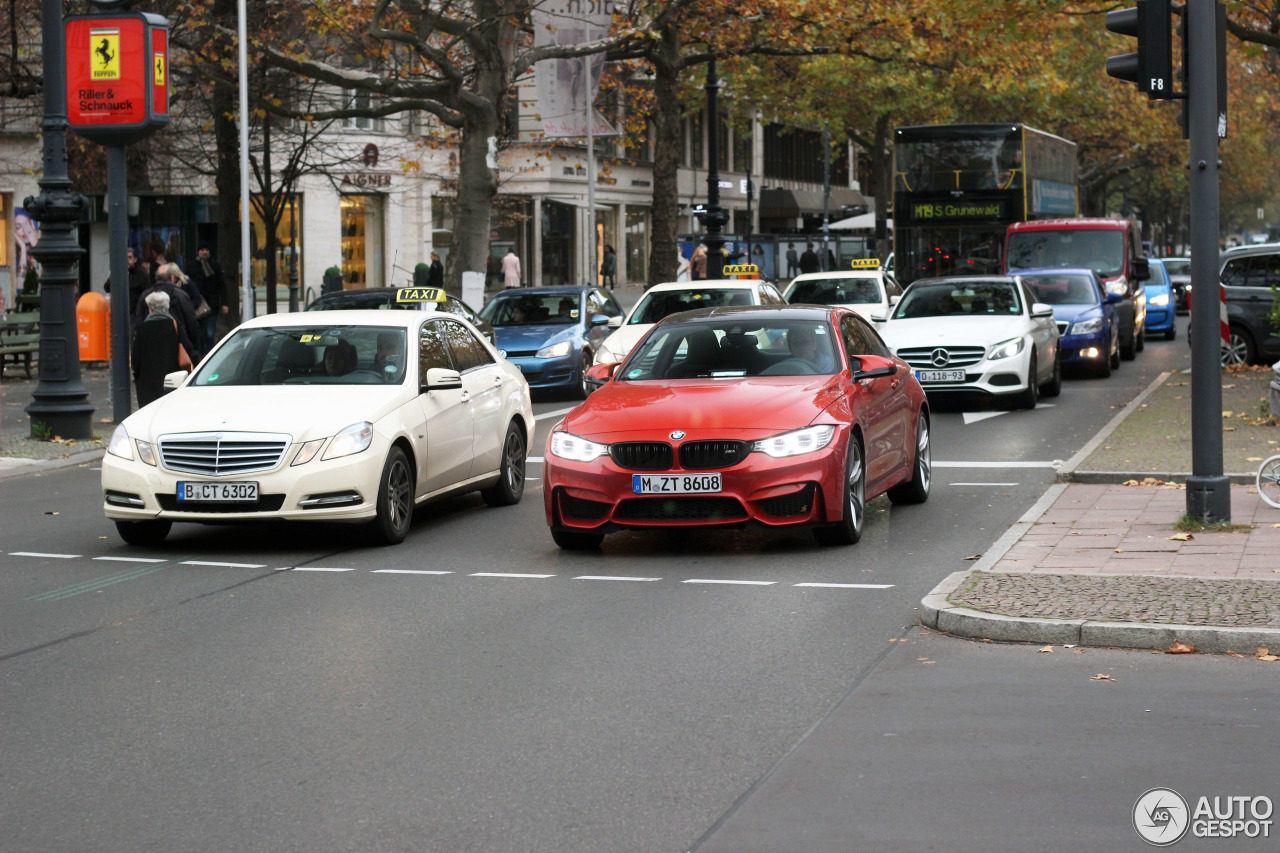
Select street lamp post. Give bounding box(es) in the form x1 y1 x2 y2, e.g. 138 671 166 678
24 0 94 440
702 58 727 281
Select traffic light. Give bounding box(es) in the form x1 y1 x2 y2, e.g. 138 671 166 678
1106 0 1173 97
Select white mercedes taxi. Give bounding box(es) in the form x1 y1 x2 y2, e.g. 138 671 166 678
875 276 1061 408
592 275 787 368
782 258 902 323
102 309 534 546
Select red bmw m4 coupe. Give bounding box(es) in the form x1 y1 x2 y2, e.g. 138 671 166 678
543 305 931 549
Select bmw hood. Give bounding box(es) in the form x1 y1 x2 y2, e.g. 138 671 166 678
494 324 577 354
121 385 408 443
562 377 841 441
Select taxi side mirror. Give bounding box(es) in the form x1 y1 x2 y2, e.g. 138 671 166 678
1030 302 1054 319
162 370 189 391
423 367 462 392
607 315 624 329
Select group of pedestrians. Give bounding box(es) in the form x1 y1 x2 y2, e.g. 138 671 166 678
108 242 230 408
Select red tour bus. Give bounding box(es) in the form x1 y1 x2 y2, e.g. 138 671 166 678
1005 218 1149 361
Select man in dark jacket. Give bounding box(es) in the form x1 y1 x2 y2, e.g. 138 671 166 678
799 243 821 275
188 242 228 350
427 251 445 289
136 263 202 363
104 247 151 316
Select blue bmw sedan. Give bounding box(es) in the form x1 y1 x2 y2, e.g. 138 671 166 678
479 286 624 397
1019 268 1121 378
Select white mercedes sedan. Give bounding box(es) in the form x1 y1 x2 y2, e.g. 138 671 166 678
102 310 534 546
874 276 1061 408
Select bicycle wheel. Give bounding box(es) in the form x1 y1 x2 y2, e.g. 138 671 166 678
1258 454 1280 510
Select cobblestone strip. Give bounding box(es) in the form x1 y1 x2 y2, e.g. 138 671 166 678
950 571 1280 629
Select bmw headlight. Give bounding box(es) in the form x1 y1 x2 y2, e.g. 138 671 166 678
753 425 836 458
988 337 1026 360
1149 293 1170 307
537 341 572 359
321 422 374 461
550 431 610 462
1071 317 1103 335
107 424 133 460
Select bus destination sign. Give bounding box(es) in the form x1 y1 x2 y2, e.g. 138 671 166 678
907 199 1009 222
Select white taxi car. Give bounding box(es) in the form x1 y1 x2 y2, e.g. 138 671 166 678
782 258 901 323
592 276 787 367
102 310 534 546
875 276 1061 409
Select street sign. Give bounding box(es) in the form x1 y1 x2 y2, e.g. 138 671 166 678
65 12 169 145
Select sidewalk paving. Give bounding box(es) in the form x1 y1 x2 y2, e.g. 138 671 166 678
924 365 1280 655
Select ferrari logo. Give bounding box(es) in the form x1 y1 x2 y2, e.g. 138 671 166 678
154 54 166 86
90 29 120 80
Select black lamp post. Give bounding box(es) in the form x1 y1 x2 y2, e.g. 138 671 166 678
24 0 94 439
702 58 728 281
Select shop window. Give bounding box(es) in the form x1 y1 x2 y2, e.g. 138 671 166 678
341 194 384 288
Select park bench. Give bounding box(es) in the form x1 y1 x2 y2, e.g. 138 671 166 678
1 311 40 378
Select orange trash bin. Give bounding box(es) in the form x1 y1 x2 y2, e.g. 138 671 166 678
77 291 111 362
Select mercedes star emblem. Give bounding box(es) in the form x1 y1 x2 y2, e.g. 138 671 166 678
930 348 950 368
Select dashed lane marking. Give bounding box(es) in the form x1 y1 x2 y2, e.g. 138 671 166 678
934 461 1056 468
470 572 556 579
949 482 1020 487
574 575 662 582
93 556 167 563
373 569 453 575
181 560 266 568
794 583 895 589
291 567 355 572
10 552 79 559
684 579 777 586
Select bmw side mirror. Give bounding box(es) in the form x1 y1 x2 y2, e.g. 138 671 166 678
851 357 897 380
423 367 462 393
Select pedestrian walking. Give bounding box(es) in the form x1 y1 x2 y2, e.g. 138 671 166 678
600 245 617 290
104 246 151 316
799 243 820 275
427 251 445 289
785 243 799 278
132 290 189 408
188 242 229 352
136 263 202 363
502 247 522 289
691 243 708 281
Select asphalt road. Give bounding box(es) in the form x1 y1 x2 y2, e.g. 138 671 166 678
7 314 1271 852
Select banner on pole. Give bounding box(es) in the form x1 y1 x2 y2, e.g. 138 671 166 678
533 0 618 138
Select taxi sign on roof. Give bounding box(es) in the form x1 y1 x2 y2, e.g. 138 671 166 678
850 258 881 269
723 264 759 275
396 287 446 303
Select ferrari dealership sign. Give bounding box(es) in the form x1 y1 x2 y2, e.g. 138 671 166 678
65 12 168 145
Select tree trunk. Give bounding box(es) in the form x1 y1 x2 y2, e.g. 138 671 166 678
646 27 683 287
870 113 892 261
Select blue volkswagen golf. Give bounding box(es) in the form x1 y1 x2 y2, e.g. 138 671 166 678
1143 258 1177 340
1019 268 1121 378
479 286 623 397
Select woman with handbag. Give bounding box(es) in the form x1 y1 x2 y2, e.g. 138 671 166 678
132 290 193 408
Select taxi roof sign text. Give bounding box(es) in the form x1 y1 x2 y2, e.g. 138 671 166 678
396 287 447 303
850 258 882 269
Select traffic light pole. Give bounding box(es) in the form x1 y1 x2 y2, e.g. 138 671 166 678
1185 0 1230 523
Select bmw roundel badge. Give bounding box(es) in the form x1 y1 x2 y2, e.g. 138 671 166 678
669 430 686 440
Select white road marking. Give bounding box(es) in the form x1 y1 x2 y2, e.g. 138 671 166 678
793 583 895 589
373 569 453 575
683 579 776 586
538 406 579 421
574 575 661 582
962 402 1055 425
950 482 1020 486
470 572 556 579
93 556 167 563
180 560 266 568
528 456 545 463
934 461 1056 468
291 567 355 572
10 552 80 559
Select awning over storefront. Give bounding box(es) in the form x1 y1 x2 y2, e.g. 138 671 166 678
758 188 869 217
829 212 892 231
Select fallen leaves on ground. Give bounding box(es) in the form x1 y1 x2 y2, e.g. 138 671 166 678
1038 645 1053 653
1169 533 1194 541
917 657 935 665
1091 674 1116 681
1166 641 1195 654
44 511 59 516
963 554 982 561
1257 647 1279 662
1123 477 1170 486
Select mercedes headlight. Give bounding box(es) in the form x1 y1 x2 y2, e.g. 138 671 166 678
537 341 572 359
107 425 134 461
1071 317 1103 335
550 431 610 462
988 337 1026 360
321 422 374 461
594 345 618 365
753 425 836 458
